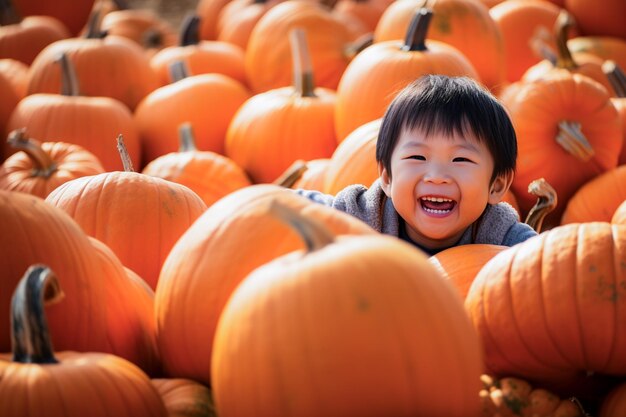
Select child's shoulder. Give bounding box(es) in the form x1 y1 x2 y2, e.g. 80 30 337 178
478 203 537 246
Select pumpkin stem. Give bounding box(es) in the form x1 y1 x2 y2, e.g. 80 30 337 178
290 28 316 98
56 51 81 96
529 26 557 65
112 0 129 10
143 29 164 49
7 129 58 177
179 13 200 46
268 200 336 252
11 265 64 364
344 33 374 60
524 178 557 233
0 0 21 25
116 134 135 172
273 159 308 188
402 8 432 52
603 60 626 98
555 121 594 161
178 122 199 152
554 10 578 70
85 8 107 39
568 397 593 417
168 60 190 83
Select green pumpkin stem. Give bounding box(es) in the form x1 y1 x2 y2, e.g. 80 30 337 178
11 265 65 364
555 121 594 161
56 52 81 96
554 10 578 70
178 123 199 152
290 28 316 98
0 0 21 25
269 200 336 252
273 160 308 188
402 8 432 52
603 60 626 98
179 14 200 46
116 134 135 172
524 178 558 233
168 60 190 83
7 129 58 177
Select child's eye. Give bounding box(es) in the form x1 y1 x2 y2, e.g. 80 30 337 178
453 157 474 163
407 155 426 161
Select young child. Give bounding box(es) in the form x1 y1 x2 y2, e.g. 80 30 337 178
296 74 537 255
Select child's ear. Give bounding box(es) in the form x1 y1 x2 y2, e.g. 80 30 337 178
378 162 392 196
488 171 514 205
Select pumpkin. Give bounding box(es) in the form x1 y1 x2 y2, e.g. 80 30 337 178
244 0 353 93
502 71 622 227
45 137 207 290
567 36 626 73
26 10 159 111
211 201 483 417
278 158 331 191
599 382 626 417
195 0 233 40
612 201 626 226
7 52 142 171
10 0 96 35
0 190 109 354
0 66 20 162
152 378 216 417
0 58 29 97
564 0 626 39
489 0 566 83
225 28 338 183
465 222 626 385
0 128 105 198
334 7 480 141
522 10 615 95
134 61 250 164
374 0 506 94
142 122 251 207
561 166 626 225
479 374 585 417
149 14 247 87
216 0 284 50
429 244 508 300
0 2 70 65
154 184 376 385
100 6 178 56
604 61 626 165
0 264 167 417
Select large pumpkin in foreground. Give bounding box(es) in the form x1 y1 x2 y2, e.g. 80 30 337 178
212 203 483 417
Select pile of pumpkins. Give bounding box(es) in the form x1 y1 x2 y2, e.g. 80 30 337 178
1 0 626 415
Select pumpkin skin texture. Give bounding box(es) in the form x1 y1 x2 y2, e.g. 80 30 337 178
374 0 506 93
151 378 216 417
503 72 622 227
612 201 626 226
0 190 108 355
564 0 626 39
0 264 167 417
0 71 20 161
599 382 626 417
0 133 105 198
429 244 508 300
0 15 70 65
211 210 483 417
45 171 208 290
155 184 376 385
0 58 29 98
561 166 626 225
567 37 626 74
11 0 96 35
291 158 330 191
465 222 626 385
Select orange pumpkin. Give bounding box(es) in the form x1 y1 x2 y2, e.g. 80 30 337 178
567 36 626 72
151 378 216 417
332 0 390 33
604 61 626 165
26 11 158 111
0 67 20 162
10 0 96 35
7 52 142 171
599 382 626 417
0 58 29 97
0 129 105 198
155 184 376 385
611 200 626 226
142 123 251 207
465 222 626 384
0 190 108 354
561 166 626 225
45 139 208 290
564 0 626 39
334 7 480 141
244 0 353 93
0 264 167 417
289 158 330 191
503 72 622 227
216 0 284 50
195 0 233 40
374 0 506 93
225 28 338 183
429 244 508 300
211 201 483 417
149 14 247 87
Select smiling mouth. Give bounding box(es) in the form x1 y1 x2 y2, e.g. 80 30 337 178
420 196 456 214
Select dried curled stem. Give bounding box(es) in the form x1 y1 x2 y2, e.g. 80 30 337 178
525 178 558 233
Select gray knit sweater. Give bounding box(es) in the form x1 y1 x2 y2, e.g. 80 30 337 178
295 179 537 253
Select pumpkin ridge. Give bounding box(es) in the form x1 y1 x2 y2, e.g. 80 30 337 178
574 225 590 369
604 225 621 372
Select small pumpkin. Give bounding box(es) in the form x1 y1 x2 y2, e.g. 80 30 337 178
564 0 626 39
0 128 105 198
0 264 167 417
599 382 626 417
151 378 216 417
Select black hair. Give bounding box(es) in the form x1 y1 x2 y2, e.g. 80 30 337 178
375 75 517 182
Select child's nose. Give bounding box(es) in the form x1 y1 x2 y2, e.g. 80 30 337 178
423 165 451 184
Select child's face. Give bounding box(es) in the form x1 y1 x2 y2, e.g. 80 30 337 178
379 127 511 250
